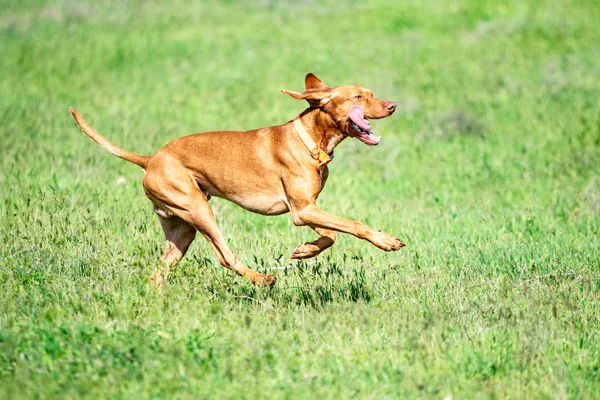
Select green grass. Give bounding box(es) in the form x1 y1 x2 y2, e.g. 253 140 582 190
1 0 600 398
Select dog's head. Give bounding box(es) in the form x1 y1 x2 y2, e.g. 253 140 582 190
282 73 396 146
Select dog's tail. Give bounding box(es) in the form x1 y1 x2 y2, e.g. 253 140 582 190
70 108 150 169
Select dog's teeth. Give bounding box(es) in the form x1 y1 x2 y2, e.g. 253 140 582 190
375 135 381 141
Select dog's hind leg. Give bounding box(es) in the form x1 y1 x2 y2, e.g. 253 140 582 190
149 211 196 291
177 196 276 287
143 158 275 287
290 227 336 259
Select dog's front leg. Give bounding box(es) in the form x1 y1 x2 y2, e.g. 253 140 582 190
292 204 404 251
291 227 336 259
285 176 404 251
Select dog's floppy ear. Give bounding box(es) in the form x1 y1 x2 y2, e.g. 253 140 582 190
281 88 331 106
304 73 329 91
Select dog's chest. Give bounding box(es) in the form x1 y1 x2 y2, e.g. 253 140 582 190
229 194 290 216
318 166 330 191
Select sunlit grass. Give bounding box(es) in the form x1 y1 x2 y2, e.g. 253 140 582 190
1 0 599 398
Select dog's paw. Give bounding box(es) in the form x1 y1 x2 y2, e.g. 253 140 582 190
369 230 405 251
253 273 277 288
148 268 166 293
290 242 322 259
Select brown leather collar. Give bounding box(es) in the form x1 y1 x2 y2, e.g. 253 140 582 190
293 116 334 167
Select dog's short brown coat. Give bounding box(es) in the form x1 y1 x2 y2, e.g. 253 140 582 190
71 73 404 288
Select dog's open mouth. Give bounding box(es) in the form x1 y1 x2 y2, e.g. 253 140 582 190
348 105 380 146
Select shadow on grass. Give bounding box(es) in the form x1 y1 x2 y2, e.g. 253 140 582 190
174 257 375 309
233 259 373 309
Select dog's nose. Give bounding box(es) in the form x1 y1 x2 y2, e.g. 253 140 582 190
386 102 397 112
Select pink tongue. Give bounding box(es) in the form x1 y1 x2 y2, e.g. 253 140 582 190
349 106 370 131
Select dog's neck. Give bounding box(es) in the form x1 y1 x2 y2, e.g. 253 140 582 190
297 107 346 156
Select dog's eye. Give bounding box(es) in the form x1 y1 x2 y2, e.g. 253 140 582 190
354 95 363 100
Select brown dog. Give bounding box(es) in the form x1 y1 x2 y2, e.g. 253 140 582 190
70 73 404 288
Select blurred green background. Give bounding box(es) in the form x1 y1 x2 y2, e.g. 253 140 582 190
1 0 599 398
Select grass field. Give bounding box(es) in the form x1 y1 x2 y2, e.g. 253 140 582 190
1 0 600 398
